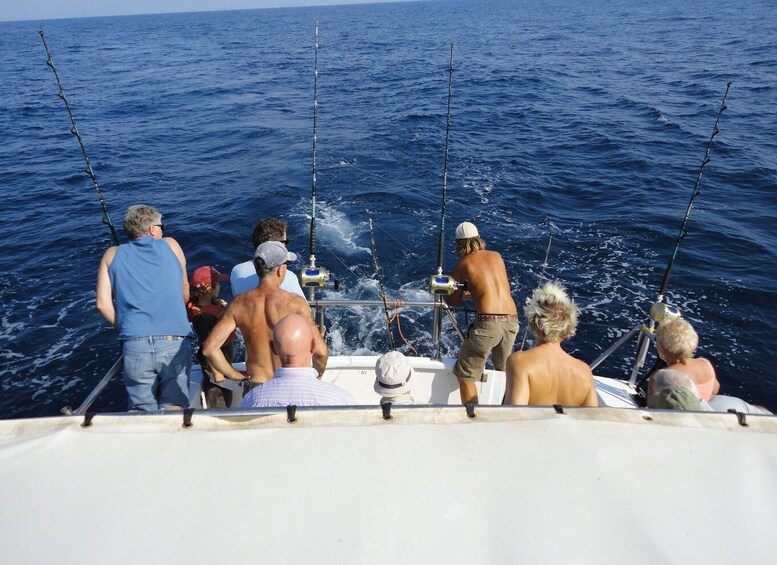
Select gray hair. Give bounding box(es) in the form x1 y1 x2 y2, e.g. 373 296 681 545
123 205 161 240
524 281 579 343
651 368 701 399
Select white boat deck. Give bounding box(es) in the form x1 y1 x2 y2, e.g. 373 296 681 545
198 355 639 409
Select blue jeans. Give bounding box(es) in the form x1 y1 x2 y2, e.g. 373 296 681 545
122 336 193 411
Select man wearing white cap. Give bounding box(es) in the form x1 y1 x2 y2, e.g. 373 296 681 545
374 351 419 405
204 241 328 391
445 222 519 404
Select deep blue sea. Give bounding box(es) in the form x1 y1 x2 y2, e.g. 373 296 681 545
1 0 775 418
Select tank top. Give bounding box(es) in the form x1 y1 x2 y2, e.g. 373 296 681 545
108 236 193 340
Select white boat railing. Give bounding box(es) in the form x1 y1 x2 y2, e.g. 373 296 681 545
307 297 467 347
69 354 124 416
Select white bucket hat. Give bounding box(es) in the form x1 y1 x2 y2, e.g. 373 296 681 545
374 351 414 397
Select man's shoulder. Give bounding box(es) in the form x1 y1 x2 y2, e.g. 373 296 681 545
231 260 254 277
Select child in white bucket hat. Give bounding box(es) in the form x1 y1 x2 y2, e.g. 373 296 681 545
374 351 419 405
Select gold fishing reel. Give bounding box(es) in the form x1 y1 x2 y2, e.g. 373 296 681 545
301 265 330 288
649 302 681 322
428 274 459 296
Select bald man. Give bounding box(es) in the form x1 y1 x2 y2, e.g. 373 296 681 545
240 314 355 408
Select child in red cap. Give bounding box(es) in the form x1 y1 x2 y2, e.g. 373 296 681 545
187 267 236 390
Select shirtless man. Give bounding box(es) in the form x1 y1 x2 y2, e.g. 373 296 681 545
203 241 327 389
503 281 598 407
444 222 519 404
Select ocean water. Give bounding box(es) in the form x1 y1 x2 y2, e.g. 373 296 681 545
0 0 775 418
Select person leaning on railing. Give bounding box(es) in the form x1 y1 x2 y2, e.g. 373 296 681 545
96 204 194 411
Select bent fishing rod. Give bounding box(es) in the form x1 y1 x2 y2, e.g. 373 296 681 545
588 83 732 384
38 30 120 247
301 21 330 301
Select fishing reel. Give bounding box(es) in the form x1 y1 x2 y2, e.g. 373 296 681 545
301 265 330 288
428 274 462 296
649 302 681 322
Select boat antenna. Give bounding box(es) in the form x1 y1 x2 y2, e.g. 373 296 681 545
369 218 396 350
301 21 330 297
38 30 120 247
626 82 732 386
518 234 553 351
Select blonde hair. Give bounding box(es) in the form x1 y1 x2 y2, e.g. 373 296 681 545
655 318 698 364
524 281 579 343
455 236 486 257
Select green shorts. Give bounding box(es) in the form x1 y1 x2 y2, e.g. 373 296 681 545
453 319 519 382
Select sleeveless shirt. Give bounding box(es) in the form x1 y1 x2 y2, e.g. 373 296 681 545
108 235 193 340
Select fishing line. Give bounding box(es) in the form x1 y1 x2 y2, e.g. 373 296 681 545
518 234 553 351
369 218 397 350
38 30 120 246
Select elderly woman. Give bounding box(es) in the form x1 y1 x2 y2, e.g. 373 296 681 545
649 318 720 401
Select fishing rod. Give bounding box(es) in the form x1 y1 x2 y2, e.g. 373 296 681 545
427 44 457 359
301 21 330 298
38 30 120 247
627 82 732 387
518 234 553 351
369 218 396 350
587 83 732 383
435 43 455 277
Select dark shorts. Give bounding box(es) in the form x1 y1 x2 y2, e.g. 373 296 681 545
453 319 519 382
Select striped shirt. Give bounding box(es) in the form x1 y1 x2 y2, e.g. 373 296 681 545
240 367 356 408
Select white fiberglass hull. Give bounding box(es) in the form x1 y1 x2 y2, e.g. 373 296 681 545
1 407 775 564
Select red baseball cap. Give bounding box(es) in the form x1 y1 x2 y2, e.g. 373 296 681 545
191 266 229 286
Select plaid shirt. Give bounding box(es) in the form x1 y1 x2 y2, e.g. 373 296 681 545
240 367 356 408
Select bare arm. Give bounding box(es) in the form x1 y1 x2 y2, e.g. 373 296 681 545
203 309 247 381
444 262 465 307
503 353 531 405
311 322 328 378
96 247 118 327
582 381 600 407
291 295 328 377
164 236 189 303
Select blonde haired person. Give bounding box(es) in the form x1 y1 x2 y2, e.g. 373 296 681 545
503 281 598 407
649 317 719 401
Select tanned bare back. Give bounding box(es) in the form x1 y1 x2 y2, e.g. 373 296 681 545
203 263 327 384
446 249 517 315
504 343 598 406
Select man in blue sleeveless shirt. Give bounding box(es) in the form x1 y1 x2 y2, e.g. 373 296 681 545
96 205 194 411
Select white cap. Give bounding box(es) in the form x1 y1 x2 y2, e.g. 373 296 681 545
455 221 479 239
374 351 413 398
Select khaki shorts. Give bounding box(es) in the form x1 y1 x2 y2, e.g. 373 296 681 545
453 319 519 382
